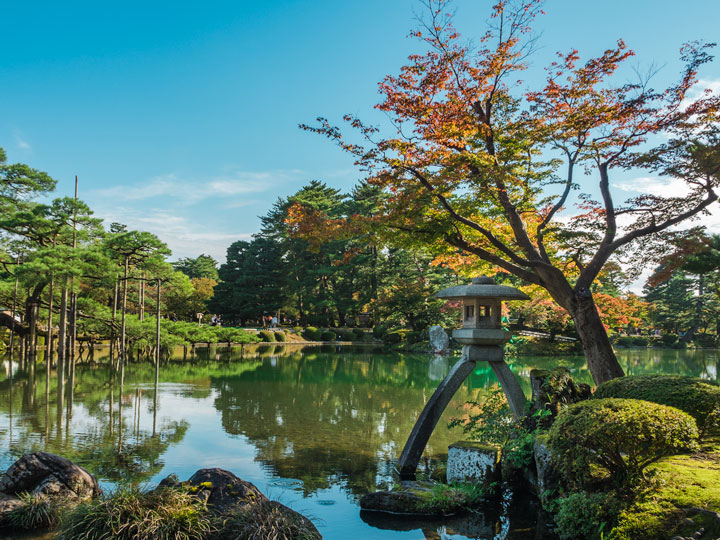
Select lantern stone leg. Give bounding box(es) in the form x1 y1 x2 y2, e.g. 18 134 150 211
396 350 477 480
463 345 527 419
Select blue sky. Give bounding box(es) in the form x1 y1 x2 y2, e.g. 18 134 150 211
1 0 719 262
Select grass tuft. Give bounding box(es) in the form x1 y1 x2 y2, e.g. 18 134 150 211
58 486 213 540
211 500 320 540
5 492 60 530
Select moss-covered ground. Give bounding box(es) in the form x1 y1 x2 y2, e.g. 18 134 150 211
610 436 720 540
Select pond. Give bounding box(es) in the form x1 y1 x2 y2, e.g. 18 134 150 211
1 345 718 539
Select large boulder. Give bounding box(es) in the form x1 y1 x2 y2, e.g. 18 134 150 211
0 452 99 529
0 452 99 502
429 325 450 354
158 468 321 539
185 468 267 512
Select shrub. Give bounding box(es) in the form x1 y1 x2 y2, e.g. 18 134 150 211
660 333 678 346
594 375 720 435
405 331 422 344
613 336 648 348
449 385 540 477
59 487 213 540
320 331 336 342
372 324 388 338
554 491 621 540
292 326 304 334
694 333 718 348
258 330 276 343
302 326 320 341
383 331 403 344
211 500 319 540
5 492 60 530
337 329 354 341
352 328 365 341
547 398 699 488
273 331 286 342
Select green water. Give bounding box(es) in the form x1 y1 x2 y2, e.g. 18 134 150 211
0 345 717 539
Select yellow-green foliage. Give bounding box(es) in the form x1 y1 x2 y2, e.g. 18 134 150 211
548 399 699 488
594 375 720 435
609 438 720 540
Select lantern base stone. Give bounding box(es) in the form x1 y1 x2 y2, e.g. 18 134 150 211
452 328 510 345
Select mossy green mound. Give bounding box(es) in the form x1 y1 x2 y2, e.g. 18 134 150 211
609 437 720 540
548 398 699 488
594 375 720 435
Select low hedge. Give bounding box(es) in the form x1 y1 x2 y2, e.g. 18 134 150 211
320 331 336 342
547 398 699 488
273 331 286 342
302 326 320 341
594 375 720 435
383 331 403 344
258 330 276 343
352 328 365 341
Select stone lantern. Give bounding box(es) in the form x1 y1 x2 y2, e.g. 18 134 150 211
437 275 528 346
396 276 529 479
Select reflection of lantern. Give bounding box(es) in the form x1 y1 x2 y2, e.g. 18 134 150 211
396 276 529 480
435 276 529 345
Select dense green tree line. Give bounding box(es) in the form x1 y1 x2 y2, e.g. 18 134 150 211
209 180 461 329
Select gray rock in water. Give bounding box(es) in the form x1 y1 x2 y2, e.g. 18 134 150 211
0 452 100 530
185 468 268 512
360 490 428 514
179 469 321 538
428 325 450 353
0 452 99 502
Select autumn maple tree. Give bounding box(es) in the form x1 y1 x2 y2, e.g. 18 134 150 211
298 0 720 384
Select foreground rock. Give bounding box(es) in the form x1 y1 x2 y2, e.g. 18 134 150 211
159 468 322 539
0 452 100 528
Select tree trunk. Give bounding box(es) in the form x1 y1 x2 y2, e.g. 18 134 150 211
139 274 145 321
568 293 625 384
120 258 129 384
110 280 118 369
58 282 69 377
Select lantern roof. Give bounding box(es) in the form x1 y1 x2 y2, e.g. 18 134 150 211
434 276 530 301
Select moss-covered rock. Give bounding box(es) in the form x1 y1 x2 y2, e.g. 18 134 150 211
530 367 591 420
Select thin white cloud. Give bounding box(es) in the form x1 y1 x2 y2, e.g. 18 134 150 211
613 176 691 198
681 78 720 110
14 133 30 151
91 206 253 262
92 169 304 206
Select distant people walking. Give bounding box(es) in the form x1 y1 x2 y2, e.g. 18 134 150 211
271 316 278 328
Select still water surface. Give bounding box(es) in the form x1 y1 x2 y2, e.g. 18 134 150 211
1 345 718 539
